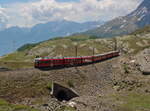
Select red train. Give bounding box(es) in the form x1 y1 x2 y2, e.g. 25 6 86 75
34 51 119 69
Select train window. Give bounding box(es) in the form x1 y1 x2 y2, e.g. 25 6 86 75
37 60 41 63
41 61 44 63
43 61 49 63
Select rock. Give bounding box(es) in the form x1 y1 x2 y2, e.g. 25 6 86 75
98 94 103 98
142 71 150 75
113 86 120 91
43 104 48 107
68 101 77 108
136 42 144 47
128 86 133 91
136 48 150 75
145 89 150 93
36 98 61 111
137 83 142 87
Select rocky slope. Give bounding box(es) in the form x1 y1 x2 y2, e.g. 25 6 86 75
83 0 150 37
0 47 150 111
0 58 118 111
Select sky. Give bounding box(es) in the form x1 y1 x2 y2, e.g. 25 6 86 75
0 0 143 29
0 0 38 4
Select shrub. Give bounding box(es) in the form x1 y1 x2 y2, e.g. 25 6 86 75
67 80 74 88
46 82 53 90
123 64 130 73
17 43 38 52
89 36 99 39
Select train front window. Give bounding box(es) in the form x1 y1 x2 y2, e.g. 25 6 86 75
35 60 40 65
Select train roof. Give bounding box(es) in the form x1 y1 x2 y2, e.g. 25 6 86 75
35 51 119 61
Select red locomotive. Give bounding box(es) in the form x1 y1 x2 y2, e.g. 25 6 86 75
34 51 119 69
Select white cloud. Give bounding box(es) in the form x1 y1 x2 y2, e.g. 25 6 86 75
0 0 143 28
0 6 9 30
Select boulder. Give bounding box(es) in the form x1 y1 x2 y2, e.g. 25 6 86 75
136 48 150 75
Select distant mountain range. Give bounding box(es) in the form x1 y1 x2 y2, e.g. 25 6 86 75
83 0 150 38
0 20 104 56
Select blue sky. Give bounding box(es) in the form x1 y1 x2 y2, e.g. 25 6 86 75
56 0 80 2
0 0 38 4
0 0 79 4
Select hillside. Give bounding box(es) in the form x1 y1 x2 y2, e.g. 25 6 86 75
83 0 150 37
0 44 150 111
0 31 149 68
0 35 113 64
132 25 150 35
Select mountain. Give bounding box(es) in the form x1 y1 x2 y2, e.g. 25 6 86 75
0 26 30 56
83 0 150 38
0 20 104 56
28 20 103 42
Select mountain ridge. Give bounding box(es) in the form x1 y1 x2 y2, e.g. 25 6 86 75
83 0 150 38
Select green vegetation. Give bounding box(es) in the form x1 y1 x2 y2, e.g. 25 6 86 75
118 93 150 111
88 35 99 39
0 99 8 106
56 106 76 111
0 99 39 111
68 35 99 42
123 64 130 73
17 43 38 52
67 80 75 88
46 81 53 90
50 37 64 41
0 61 33 69
0 51 35 62
106 93 150 111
